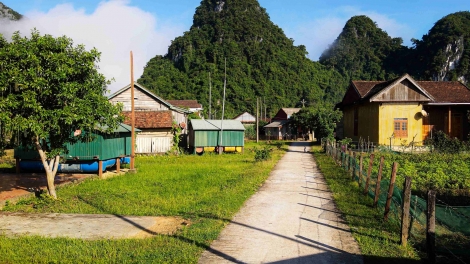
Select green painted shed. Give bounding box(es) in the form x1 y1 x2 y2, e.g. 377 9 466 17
188 119 245 154
15 123 140 161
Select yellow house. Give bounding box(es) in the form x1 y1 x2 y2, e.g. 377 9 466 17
336 74 470 146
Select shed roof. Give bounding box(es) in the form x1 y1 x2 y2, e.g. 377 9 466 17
96 123 141 133
122 111 173 129
190 119 245 131
167 100 202 109
264 120 289 128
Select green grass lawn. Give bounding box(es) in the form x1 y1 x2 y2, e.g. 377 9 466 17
0 141 286 263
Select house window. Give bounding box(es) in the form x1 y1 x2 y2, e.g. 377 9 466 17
394 118 408 138
354 107 358 136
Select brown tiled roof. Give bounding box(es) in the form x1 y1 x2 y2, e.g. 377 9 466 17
122 111 173 129
351 81 384 97
343 74 470 105
417 81 470 103
167 100 202 109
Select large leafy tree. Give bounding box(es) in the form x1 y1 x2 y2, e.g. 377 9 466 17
290 104 342 140
0 30 123 198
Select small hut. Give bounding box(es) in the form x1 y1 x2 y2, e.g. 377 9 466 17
14 123 140 176
188 119 245 154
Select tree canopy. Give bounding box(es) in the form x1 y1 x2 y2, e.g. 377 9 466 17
0 30 123 197
290 104 342 140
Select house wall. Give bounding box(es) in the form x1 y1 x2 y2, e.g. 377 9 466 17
343 103 379 143
110 88 169 111
136 128 173 153
378 103 423 145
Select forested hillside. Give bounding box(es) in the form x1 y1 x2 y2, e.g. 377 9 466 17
0 2 22 20
319 15 404 81
320 12 470 85
138 0 347 118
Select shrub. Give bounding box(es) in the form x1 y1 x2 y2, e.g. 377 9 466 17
254 146 272 162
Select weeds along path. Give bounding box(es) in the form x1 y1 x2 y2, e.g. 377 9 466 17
198 142 363 263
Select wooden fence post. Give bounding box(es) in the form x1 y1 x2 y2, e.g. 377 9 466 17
357 154 363 181
116 158 121 174
384 162 399 221
373 156 385 207
427 190 436 264
98 160 103 178
364 154 375 195
401 176 412 246
352 152 356 178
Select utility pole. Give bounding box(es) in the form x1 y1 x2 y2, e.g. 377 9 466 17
300 98 307 108
209 72 212 119
256 97 259 143
129 51 136 172
219 58 227 155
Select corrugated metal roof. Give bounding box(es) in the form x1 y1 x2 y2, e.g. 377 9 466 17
96 123 142 133
190 119 245 131
264 120 289 128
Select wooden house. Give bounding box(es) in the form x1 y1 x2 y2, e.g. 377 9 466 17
336 74 470 146
108 83 192 153
264 108 301 140
233 112 256 124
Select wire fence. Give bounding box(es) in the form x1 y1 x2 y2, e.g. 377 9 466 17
323 140 470 263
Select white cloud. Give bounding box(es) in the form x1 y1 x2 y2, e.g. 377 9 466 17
294 6 415 61
0 0 184 93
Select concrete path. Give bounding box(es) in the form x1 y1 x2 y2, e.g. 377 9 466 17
0 212 186 239
198 142 363 264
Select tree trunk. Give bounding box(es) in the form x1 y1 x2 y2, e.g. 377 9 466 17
34 137 59 199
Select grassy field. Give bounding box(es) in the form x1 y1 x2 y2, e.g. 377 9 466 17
0 141 286 263
312 145 422 263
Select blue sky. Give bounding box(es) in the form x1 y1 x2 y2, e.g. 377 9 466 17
2 0 469 92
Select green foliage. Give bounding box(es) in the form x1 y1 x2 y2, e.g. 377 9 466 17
254 145 272 162
290 104 342 140
362 151 470 192
0 30 123 157
425 130 467 153
138 0 347 118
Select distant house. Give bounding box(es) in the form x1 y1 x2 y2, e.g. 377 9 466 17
167 100 203 115
336 73 470 146
264 108 301 140
233 112 256 124
108 83 192 153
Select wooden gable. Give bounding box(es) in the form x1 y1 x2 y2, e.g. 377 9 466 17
370 79 432 102
112 88 170 111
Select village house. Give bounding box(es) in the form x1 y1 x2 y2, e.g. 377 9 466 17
233 112 256 125
336 74 470 147
108 83 192 153
264 108 301 140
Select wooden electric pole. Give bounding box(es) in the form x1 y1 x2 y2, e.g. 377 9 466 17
130 51 136 172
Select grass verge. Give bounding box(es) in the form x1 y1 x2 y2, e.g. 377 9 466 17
311 145 422 263
0 141 286 263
